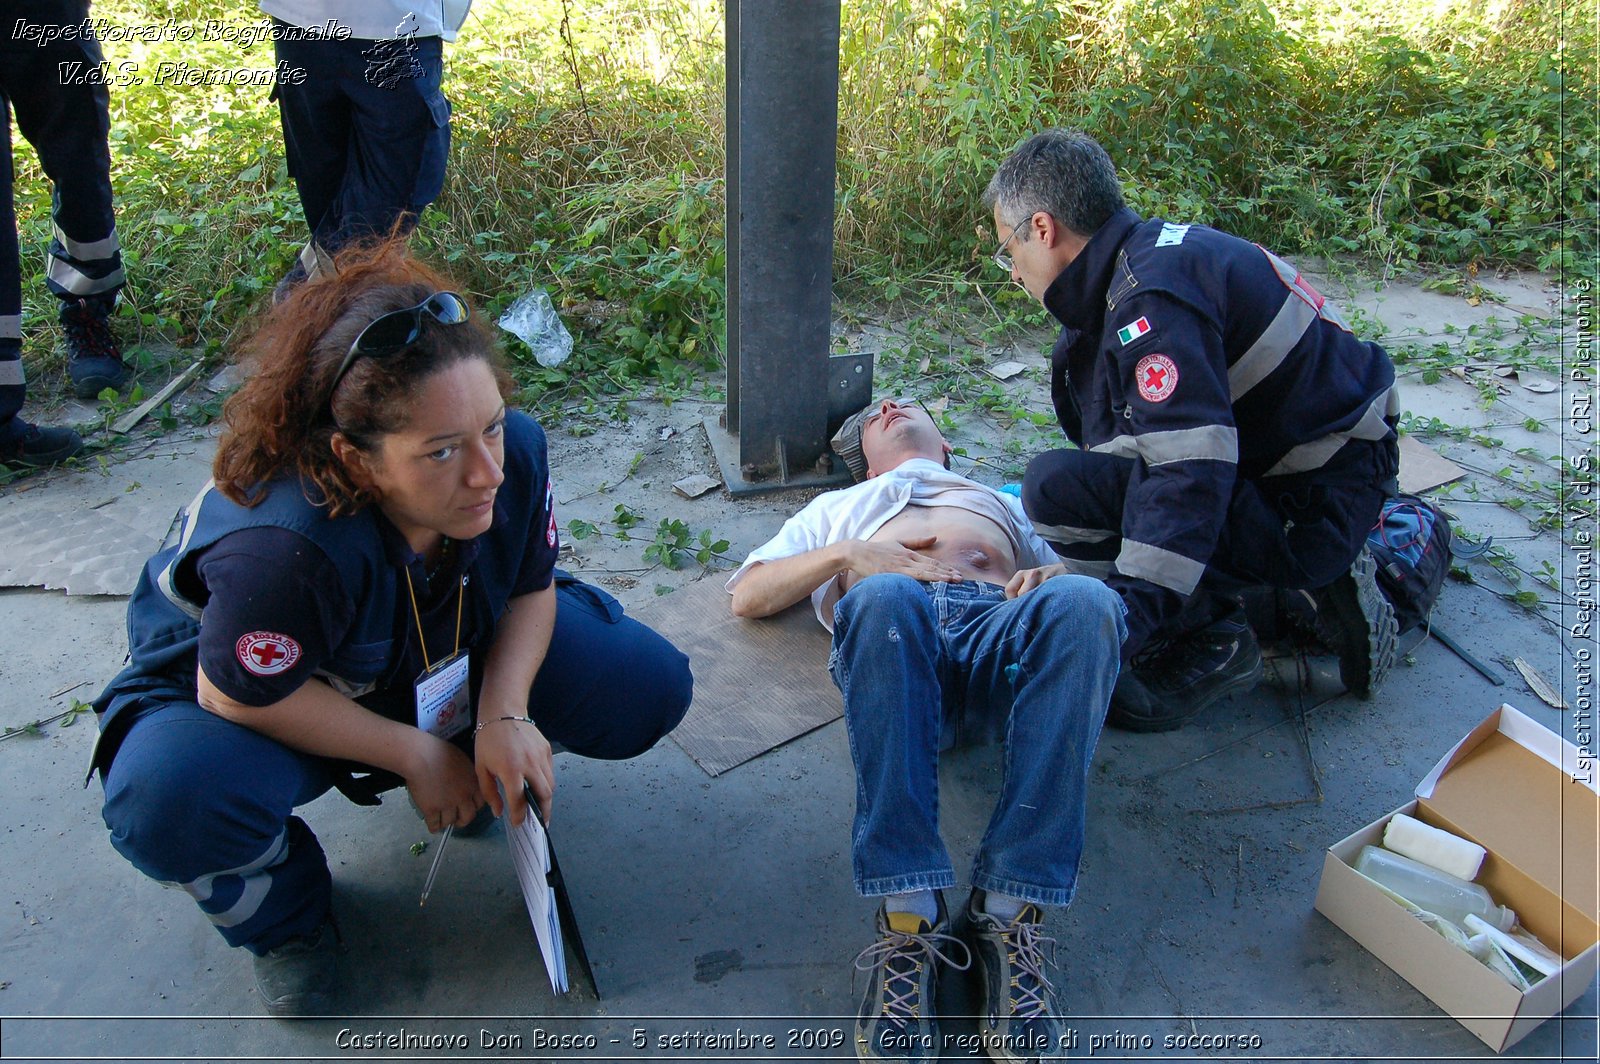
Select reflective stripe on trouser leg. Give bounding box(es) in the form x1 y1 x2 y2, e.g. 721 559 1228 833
6 37 124 304
100 702 335 954
46 230 124 299
166 826 289 928
0 105 23 433
0 339 22 436
1022 448 1131 566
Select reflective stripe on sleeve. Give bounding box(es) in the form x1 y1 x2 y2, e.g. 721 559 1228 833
1264 388 1398 477
0 314 20 341
1089 434 1140 460
1228 292 1315 401
1135 424 1238 467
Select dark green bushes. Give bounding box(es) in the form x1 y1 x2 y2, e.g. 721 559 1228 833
10 0 1591 392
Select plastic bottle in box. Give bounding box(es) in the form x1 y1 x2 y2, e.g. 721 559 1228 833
1353 845 1517 931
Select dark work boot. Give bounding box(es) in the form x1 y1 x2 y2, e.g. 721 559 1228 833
1107 609 1264 732
1310 546 1397 699
253 918 339 1017
60 296 129 400
0 418 83 467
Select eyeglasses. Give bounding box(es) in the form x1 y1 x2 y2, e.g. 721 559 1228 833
862 397 933 429
328 291 471 395
992 221 1028 272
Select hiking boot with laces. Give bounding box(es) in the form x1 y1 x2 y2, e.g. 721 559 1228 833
0 418 83 467
1310 546 1397 699
853 896 970 1062
60 297 129 400
253 918 339 1017
1106 607 1263 732
964 892 1068 1063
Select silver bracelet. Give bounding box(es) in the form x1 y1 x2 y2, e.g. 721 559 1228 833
474 715 534 736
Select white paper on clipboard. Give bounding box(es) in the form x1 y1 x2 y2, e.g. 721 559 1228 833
507 811 568 994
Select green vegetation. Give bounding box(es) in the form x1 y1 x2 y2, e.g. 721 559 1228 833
9 0 1592 400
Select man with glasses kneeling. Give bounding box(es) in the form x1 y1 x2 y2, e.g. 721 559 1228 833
727 399 1124 1064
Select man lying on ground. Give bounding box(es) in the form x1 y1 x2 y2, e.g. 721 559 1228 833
727 399 1125 1064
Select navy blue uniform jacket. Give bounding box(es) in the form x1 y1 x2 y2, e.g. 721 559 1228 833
1041 208 1397 650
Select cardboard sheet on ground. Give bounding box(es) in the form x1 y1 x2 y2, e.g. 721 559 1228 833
1398 435 1468 494
0 444 212 596
633 576 837 776
0 500 166 596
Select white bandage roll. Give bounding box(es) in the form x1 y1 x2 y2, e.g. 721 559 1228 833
1383 812 1486 881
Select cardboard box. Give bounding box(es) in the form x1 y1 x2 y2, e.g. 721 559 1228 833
1314 704 1599 1053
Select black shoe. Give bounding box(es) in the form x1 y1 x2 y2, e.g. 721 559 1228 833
963 892 1068 1063
253 919 339 1017
0 419 83 467
1107 611 1263 732
1310 547 1397 699
852 895 970 1062
61 297 129 400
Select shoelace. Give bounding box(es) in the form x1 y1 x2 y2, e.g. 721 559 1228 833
853 926 971 1023
62 301 118 360
1001 919 1058 1020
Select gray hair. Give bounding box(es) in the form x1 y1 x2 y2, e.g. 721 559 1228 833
983 129 1125 238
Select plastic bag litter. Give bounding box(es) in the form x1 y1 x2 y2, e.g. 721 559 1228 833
497 288 573 368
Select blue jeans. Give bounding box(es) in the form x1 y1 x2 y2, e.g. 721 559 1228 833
829 574 1125 908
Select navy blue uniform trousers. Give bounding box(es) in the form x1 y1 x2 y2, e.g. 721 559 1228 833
1 31 124 443
100 579 692 955
271 25 451 274
1024 434 1398 641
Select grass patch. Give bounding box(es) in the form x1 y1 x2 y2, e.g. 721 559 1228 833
9 0 1593 403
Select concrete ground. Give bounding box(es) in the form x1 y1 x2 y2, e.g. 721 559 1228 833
0 265 1594 1062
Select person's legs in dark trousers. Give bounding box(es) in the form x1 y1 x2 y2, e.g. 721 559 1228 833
0 37 119 463
1024 437 1398 728
1 90 27 450
5 36 127 402
100 700 339 1014
272 29 449 289
523 577 692 758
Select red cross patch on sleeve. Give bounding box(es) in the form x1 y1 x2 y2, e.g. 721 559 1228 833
236 631 301 676
1134 353 1179 403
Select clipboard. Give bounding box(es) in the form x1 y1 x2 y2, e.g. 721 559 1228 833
506 784 599 998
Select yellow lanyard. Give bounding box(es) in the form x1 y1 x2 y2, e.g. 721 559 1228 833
402 561 465 673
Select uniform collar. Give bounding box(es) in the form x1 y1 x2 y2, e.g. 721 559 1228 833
371 507 482 574
1041 207 1143 334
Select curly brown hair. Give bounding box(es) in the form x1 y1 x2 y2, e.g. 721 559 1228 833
213 237 512 515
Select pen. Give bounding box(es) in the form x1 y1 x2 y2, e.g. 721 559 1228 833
419 823 453 907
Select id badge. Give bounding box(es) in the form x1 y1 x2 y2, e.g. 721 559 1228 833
415 651 471 740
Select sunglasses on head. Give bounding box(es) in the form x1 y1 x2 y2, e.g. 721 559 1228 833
328 291 471 395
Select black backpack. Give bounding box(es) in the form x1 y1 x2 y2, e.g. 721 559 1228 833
1366 495 1454 635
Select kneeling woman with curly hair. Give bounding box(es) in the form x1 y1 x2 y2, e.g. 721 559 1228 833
90 239 692 1014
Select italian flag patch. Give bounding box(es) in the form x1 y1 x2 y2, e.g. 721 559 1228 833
1117 316 1152 345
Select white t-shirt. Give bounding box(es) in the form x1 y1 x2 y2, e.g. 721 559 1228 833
725 459 1057 631
259 1 473 41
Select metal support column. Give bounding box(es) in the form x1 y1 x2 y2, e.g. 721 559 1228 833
706 0 870 496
